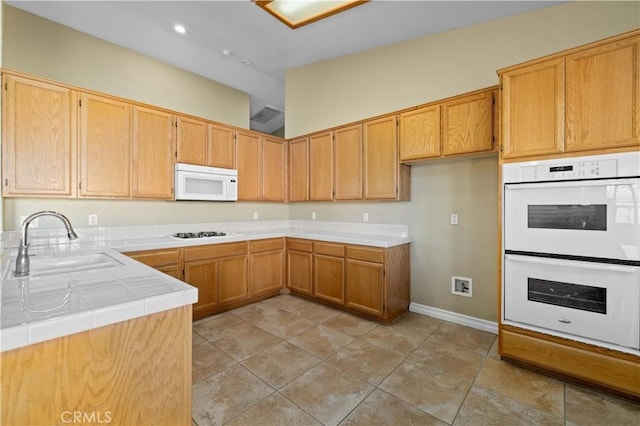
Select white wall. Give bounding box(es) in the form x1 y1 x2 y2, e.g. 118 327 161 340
286 1 639 321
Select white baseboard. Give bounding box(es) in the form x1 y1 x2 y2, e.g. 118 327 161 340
409 302 498 334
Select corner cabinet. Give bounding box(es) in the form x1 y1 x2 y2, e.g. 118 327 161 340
499 30 640 159
288 137 310 202
2 74 77 197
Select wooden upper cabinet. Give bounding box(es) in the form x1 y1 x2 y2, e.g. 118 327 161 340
289 137 309 202
79 93 131 198
565 36 640 152
399 105 440 161
363 116 398 200
500 58 565 159
334 124 363 200
176 116 207 165
2 74 76 197
236 130 262 200
207 123 235 169
309 131 334 201
262 136 287 201
132 106 175 199
442 90 495 156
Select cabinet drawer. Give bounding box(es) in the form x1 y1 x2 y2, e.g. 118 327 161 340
125 248 182 267
251 238 284 253
184 242 248 261
286 238 313 252
346 246 384 263
314 242 345 257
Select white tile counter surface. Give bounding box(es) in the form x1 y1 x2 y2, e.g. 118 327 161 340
1 220 410 351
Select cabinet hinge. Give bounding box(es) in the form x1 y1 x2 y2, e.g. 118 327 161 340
499 144 503 152
4 82 7 90
4 178 8 186
499 84 503 91
79 182 82 190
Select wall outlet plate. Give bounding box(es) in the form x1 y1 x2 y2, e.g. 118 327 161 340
89 214 98 226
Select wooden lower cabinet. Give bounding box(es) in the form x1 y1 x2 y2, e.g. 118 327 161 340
250 238 285 298
125 247 183 280
286 238 313 295
288 239 410 322
500 326 640 399
1 306 192 425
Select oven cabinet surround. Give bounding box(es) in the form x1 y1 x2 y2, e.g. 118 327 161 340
1 305 192 425
399 86 498 162
499 30 640 160
287 239 410 322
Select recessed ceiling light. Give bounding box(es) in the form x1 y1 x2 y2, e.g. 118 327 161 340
222 49 232 57
242 59 252 65
174 24 187 34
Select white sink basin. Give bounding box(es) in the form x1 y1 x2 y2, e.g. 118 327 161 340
6 253 123 278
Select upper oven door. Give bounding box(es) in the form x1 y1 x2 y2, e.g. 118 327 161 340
504 178 640 261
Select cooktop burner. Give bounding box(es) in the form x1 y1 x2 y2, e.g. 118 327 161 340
172 231 228 239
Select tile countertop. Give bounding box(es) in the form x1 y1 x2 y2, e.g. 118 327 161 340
0 220 410 352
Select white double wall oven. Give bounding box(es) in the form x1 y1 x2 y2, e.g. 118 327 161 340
502 152 640 352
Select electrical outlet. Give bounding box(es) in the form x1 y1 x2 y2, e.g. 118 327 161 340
253 211 259 220
452 276 472 297
312 212 317 220
89 214 98 226
450 213 459 225
363 213 369 223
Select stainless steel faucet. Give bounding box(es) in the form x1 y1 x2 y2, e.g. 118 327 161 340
13 211 79 277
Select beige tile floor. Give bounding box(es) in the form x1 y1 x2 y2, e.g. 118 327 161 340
191 295 640 426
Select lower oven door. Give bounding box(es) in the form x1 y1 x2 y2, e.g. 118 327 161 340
503 254 640 350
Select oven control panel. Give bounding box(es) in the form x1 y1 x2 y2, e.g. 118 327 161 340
519 159 617 182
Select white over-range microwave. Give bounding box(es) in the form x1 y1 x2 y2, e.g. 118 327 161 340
174 163 238 201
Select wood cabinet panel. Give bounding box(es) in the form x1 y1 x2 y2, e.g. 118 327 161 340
1 306 192 426
287 238 313 252
287 250 313 295
184 259 218 312
262 136 287 201
565 37 640 152
399 105 441 161
363 116 399 199
500 58 565 159
184 242 248 262
125 248 182 268
132 106 175 199
207 123 235 168
345 259 384 317
79 93 131 198
309 131 334 201
176 116 207 165
236 130 262 200
289 137 309 202
314 242 345 257
334 124 363 200
442 90 495 156
346 246 384 263
252 238 285 253
2 74 76 197
314 254 345 305
219 255 249 305
251 249 284 298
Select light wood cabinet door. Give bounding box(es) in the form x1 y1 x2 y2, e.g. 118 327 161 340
262 136 287 201
565 36 640 152
309 131 334 201
79 93 131 198
442 90 495 156
176 116 207 165
334 124 362 200
314 254 345 305
207 124 235 168
501 58 565 159
287 250 313 295
345 259 384 317
2 74 76 197
236 130 262 200
399 105 440 161
363 115 398 200
132 106 175 199
184 259 219 313
218 255 249 305
251 249 284 298
289 137 309 202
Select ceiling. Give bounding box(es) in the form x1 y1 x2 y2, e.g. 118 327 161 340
7 1 562 134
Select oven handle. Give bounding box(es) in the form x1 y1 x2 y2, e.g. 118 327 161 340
505 254 638 273
504 178 638 190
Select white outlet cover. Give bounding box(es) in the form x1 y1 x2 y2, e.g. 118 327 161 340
450 214 459 225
